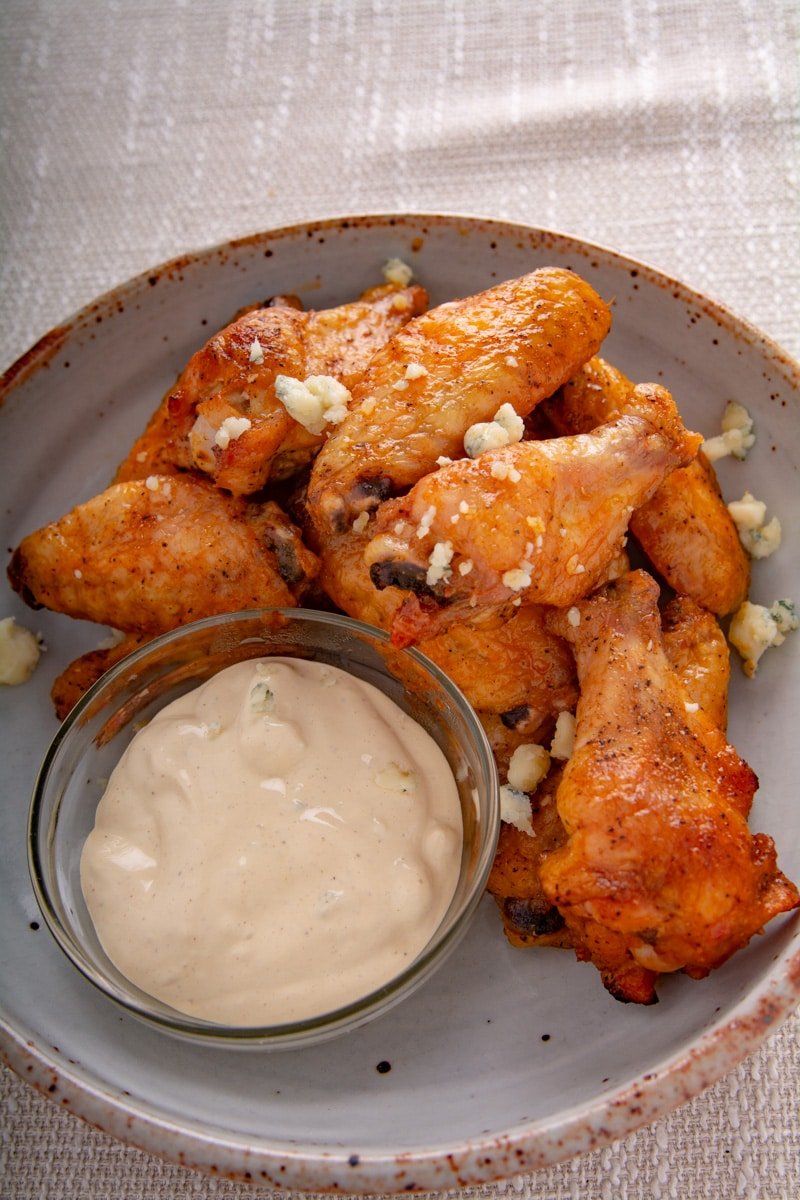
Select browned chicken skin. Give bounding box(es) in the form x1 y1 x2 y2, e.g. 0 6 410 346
630 453 749 616
537 571 798 1003
543 357 750 614
488 590 734 958
307 267 611 537
365 383 700 645
115 284 427 494
50 633 150 720
317 528 577 718
660 593 731 731
420 607 577 719
8 475 318 635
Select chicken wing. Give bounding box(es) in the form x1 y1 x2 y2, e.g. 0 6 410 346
629 453 749 615
50 633 149 720
487 589 734 955
8 475 317 634
538 570 798 1003
316 524 577 718
115 283 427 494
364 383 700 645
307 267 611 537
543 357 749 614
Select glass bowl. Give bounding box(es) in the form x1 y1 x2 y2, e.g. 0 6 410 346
28 608 500 1050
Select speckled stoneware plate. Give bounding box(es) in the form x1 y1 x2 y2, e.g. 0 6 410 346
1 214 799 1192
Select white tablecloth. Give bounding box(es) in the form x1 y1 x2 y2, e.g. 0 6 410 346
1 3 798 1197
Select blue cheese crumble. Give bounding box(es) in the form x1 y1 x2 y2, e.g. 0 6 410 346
274 374 351 436
214 415 253 450
404 362 428 380
727 491 782 559
550 711 576 761
415 504 437 539
728 599 798 677
426 540 454 586
502 541 536 592
382 257 414 286
499 785 535 835
464 403 524 458
502 566 533 592
249 679 275 712
374 762 417 793
507 743 550 793
702 401 755 463
0 617 44 685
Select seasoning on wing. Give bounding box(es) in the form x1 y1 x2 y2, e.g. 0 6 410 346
8 475 318 635
538 570 798 1004
307 267 612 537
115 283 428 494
364 383 700 646
317 524 577 719
542 356 750 614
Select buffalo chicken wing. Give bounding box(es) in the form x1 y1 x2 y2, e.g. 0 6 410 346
538 571 798 1002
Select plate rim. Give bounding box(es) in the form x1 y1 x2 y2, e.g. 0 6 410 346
3 210 799 393
2 210 799 1191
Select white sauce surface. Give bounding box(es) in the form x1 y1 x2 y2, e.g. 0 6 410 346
80 657 462 1025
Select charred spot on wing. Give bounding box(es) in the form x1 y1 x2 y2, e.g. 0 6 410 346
271 539 305 588
601 970 659 1006
500 704 532 730
6 550 43 609
353 475 394 505
503 898 565 937
369 560 435 596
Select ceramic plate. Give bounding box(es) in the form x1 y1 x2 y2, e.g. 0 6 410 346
1 214 798 1192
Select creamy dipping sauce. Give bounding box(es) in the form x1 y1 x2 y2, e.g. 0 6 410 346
80 657 462 1025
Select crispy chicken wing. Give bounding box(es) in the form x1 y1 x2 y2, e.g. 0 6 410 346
8 475 318 634
420 607 577 719
488 589 734 955
50 633 149 720
538 571 798 1003
629 453 749 615
115 284 427 494
307 268 611 537
544 357 749 614
317 527 578 717
114 304 306 485
365 383 700 645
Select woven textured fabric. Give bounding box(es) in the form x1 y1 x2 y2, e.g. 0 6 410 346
1 0 798 370
1 2 799 1197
